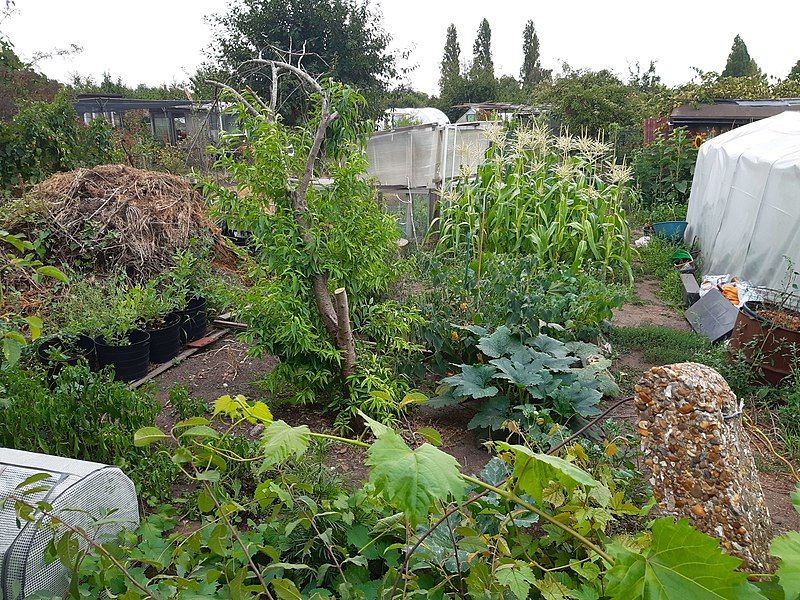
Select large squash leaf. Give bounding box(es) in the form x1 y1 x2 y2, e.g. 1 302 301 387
772 531 800 600
477 326 525 358
606 518 767 600
442 364 499 399
497 442 598 503
367 430 465 524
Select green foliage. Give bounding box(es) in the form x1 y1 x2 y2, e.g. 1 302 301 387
634 236 688 308
469 18 494 83
168 383 207 420
0 364 174 499
790 60 800 82
206 0 396 121
0 91 120 193
631 127 698 209
607 518 764 599
771 532 800 599
520 19 550 87
722 34 761 78
368 429 465 525
1 230 67 367
435 123 633 281
435 326 619 441
439 23 461 96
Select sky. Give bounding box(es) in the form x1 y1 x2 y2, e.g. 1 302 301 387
4 0 800 95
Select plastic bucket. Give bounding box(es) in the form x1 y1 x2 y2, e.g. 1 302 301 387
95 329 150 382
652 221 688 241
37 335 97 378
146 313 182 364
179 297 208 343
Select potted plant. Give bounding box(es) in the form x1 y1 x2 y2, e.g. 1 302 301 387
37 334 97 378
125 282 182 363
94 302 150 382
168 250 211 343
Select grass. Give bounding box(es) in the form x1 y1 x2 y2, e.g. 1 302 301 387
608 325 712 366
634 236 688 309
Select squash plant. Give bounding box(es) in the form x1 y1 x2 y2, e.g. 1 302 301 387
432 325 619 442
7 395 800 599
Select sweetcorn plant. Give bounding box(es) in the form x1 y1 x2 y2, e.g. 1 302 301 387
435 123 633 281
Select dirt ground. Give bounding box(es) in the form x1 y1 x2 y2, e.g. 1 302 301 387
149 280 800 534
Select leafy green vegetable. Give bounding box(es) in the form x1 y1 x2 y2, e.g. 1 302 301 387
772 532 800 600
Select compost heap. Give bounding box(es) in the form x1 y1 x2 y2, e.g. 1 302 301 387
16 165 235 279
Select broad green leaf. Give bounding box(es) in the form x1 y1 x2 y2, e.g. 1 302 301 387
367 430 464 524
400 391 428 409
468 396 510 431
359 409 391 438
25 316 43 341
134 427 169 447
259 420 310 469
791 484 800 514
490 356 546 388
496 562 536 600
530 334 571 358
497 442 598 503
36 265 68 283
477 326 526 358
606 518 767 600
173 417 211 429
272 578 303 600
772 532 800 600
442 364 499 399
179 425 219 439
415 426 443 447
2 338 22 366
197 490 215 513
247 401 273 424
15 472 53 490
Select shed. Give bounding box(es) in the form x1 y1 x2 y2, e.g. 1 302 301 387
670 99 800 137
685 111 800 290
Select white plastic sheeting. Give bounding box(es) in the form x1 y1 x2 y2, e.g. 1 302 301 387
377 107 450 130
366 123 492 189
685 112 800 290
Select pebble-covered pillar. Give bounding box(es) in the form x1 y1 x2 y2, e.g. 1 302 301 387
635 362 772 571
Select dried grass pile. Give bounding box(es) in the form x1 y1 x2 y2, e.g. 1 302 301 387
15 164 235 279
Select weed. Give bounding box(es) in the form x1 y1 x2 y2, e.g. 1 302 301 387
635 236 689 308
608 325 710 365
168 383 207 420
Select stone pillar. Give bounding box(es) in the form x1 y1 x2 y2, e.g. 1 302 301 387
635 362 772 571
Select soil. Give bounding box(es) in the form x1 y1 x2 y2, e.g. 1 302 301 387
759 309 800 333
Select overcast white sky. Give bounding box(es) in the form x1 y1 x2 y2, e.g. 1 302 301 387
4 0 800 95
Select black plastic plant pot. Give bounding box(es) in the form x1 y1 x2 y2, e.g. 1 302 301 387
146 312 182 364
95 329 150 382
37 335 97 378
179 296 208 343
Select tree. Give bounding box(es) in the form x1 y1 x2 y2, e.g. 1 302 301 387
722 34 760 77
439 24 461 95
520 20 549 87
469 18 494 82
789 60 800 82
206 0 396 120
628 60 661 91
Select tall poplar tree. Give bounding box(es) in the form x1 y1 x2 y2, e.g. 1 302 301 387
439 24 461 95
469 18 494 82
520 19 549 87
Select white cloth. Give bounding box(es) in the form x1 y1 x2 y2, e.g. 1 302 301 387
685 112 800 290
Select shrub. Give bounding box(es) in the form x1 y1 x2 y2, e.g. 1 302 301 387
0 364 174 499
630 127 697 209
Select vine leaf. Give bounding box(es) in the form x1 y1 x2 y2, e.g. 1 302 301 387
133 427 169 447
477 326 525 358
258 420 310 470
468 396 510 431
496 443 598 503
442 364 499 399
771 532 800 600
606 518 767 600
367 430 465 525
495 562 536 600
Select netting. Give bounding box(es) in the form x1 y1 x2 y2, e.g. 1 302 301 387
0 449 139 600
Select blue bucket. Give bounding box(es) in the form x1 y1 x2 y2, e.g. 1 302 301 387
652 221 688 241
